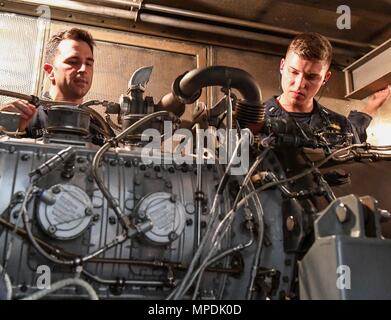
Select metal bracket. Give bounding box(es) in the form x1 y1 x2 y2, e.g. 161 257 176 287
131 0 144 22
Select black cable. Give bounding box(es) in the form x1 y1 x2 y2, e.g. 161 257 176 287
243 144 365 203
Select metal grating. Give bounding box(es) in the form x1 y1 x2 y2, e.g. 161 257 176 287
0 13 46 104
85 40 196 102
83 40 197 119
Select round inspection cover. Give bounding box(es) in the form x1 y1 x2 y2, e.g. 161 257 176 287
37 184 93 240
136 192 186 245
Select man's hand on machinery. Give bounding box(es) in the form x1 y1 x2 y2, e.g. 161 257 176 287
0 99 37 131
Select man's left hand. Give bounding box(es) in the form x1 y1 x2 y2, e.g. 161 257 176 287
362 86 391 116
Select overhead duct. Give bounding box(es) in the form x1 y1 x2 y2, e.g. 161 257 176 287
140 3 376 51
6 0 140 20
1 0 375 54
344 39 391 99
138 13 292 48
78 0 140 10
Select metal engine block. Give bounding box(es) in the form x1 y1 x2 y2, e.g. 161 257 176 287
0 138 274 299
1 65 390 300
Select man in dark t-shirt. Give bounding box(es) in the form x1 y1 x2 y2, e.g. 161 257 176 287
264 32 390 144
0 28 100 142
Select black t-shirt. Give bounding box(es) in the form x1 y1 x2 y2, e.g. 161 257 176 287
264 96 371 144
288 111 313 125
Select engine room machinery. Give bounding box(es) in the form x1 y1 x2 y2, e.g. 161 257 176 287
0 66 391 300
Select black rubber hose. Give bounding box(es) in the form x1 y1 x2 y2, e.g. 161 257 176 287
177 66 262 105
158 66 264 132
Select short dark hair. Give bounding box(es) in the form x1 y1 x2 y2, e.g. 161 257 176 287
45 28 95 63
286 32 333 68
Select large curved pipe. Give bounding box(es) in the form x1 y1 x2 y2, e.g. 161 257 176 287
158 66 264 132
179 66 261 105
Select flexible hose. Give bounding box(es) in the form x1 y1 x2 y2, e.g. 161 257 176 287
92 111 171 231
158 66 265 131
172 130 253 299
186 152 266 298
0 264 12 300
21 278 99 300
191 230 255 300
